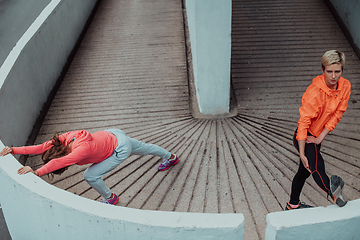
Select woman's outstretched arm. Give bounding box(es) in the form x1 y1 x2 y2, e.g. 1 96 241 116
1 147 39 176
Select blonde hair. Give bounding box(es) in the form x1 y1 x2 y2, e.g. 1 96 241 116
321 50 345 71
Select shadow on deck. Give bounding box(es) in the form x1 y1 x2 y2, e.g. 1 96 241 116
25 0 360 239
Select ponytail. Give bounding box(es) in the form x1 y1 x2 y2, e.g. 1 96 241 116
42 132 71 175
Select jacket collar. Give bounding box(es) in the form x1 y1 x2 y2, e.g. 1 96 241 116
313 74 344 95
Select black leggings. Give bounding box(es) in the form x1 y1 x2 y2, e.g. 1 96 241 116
289 129 333 205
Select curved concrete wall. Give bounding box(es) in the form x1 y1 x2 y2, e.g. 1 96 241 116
0 0 97 149
327 0 360 53
0 0 245 239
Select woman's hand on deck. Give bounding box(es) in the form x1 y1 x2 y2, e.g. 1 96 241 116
0 146 13 156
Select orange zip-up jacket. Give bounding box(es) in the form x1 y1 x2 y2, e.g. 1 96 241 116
297 74 351 140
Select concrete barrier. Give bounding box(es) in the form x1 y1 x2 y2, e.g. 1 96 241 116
0 141 244 240
265 200 360 240
326 0 360 56
0 0 97 149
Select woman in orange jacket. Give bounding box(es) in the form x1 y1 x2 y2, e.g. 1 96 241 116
285 50 351 210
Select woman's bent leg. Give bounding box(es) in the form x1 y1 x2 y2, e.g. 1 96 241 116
290 130 311 204
84 129 132 199
128 137 171 159
84 153 126 199
308 144 332 197
290 142 332 204
290 161 311 204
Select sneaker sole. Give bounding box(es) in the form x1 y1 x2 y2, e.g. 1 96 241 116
103 195 119 205
111 197 119 205
284 202 313 211
330 175 348 207
158 158 179 171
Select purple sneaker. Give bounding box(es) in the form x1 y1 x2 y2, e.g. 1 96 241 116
158 155 179 171
102 193 119 205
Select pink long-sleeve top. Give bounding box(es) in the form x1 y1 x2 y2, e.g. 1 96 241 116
12 130 118 176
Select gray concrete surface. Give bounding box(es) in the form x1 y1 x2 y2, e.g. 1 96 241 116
0 0 50 66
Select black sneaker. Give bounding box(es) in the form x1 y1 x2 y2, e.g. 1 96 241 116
285 202 313 211
330 175 348 207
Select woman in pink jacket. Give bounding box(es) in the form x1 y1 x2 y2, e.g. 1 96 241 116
0 129 179 205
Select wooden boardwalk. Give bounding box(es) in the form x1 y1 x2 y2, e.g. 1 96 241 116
26 0 360 239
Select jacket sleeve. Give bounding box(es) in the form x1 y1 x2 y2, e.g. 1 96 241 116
325 83 351 132
12 141 53 155
12 132 71 155
297 89 320 140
